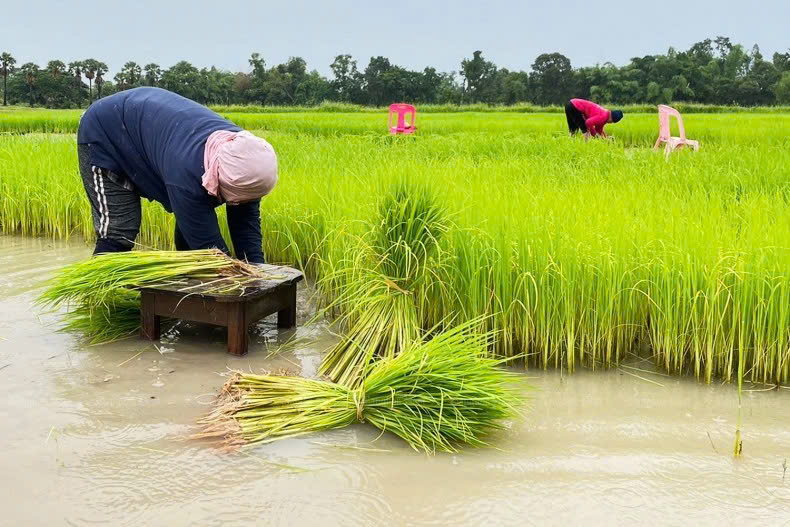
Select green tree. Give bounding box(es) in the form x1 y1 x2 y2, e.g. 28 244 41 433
262 67 294 104
99 80 118 98
82 59 99 102
460 50 497 103
33 63 75 107
249 52 266 78
364 56 393 106
161 61 201 101
143 63 162 86
68 61 84 107
722 45 750 79
670 74 694 100
1 52 16 106
362 56 417 105
773 51 790 74
529 52 574 105
687 39 714 66
330 54 363 103
46 60 66 78
415 67 442 103
747 57 780 105
5 35 790 108
774 72 790 104
20 62 39 106
574 64 609 100
262 57 307 105
248 52 267 103
115 61 142 90
209 68 236 104
434 71 462 104
232 72 252 103
643 81 671 104
294 70 331 105
714 36 733 58
95 61 108 99
502 71 529 105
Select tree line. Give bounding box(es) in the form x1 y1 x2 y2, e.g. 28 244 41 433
2 37 790 108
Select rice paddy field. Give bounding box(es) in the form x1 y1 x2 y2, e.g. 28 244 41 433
3 107 790 525
1 237 789 525
3 107 790 385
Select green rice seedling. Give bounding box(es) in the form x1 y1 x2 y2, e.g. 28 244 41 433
60 289 142 344
39 249 260 306
318 183 450 386
38 249 265 343
196 321 525 453
4 110 790 386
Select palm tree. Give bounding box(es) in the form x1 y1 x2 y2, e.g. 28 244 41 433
20 62 39 106
124 61 142 87
1 52 16 106
143 63 161 86
69 61 83 107
115 61 142 91
113 71 125 91
95 61 108 99
83 59 98 103
47 60 66 78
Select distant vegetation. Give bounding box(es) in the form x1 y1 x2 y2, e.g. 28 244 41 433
2 36 790 108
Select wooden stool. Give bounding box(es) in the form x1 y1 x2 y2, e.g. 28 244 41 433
138 264 304 356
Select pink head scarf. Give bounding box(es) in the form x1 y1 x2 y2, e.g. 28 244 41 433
202 130 278 204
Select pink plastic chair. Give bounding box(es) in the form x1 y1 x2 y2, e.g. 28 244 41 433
388 103 417 135
654 104 699 156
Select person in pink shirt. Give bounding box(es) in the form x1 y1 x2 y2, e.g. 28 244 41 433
565 98 623 139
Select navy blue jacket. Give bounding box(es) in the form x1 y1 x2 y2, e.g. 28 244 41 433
77 87 264 263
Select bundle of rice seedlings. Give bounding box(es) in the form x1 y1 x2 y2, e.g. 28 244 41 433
39 249 264 343
196 322 525 453
60 289 143 344
319 184 450 386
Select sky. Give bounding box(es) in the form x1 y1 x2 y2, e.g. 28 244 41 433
4 0 789 78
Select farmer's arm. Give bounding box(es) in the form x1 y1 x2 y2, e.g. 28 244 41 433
166 184 231 254
585 113 608 137
226 200 265 264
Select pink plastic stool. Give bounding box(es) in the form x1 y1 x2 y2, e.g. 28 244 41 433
388 103 417 135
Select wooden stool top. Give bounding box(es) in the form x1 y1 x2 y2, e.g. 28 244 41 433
138 264 304 355
137 264 304 302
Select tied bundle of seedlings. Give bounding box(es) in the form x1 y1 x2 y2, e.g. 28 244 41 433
319 184 450 386
38 249 267 344
196 322 525 453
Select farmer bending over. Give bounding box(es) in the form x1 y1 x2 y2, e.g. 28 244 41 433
77 87 278 263
565 98 623 139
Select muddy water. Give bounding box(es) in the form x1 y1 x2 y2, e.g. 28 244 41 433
1 235 789 526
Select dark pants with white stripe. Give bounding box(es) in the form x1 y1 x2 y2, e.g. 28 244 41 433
565 101 588 135
77 144 142 254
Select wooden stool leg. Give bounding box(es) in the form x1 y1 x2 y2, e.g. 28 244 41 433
277 285 297 328
140 291 160 340
227 302 248 356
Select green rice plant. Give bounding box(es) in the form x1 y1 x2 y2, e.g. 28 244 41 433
2 105 790 136
38 249 264 343
4 111 790 385
318 183 450 386
196 321 525 453
60 289 142 344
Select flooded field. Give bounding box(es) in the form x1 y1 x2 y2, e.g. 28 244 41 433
1 235 789 526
